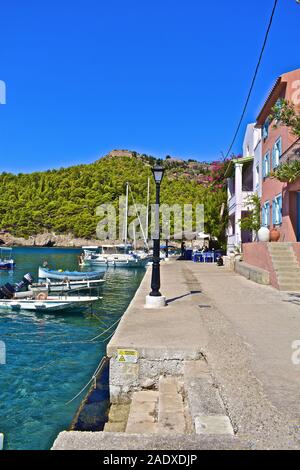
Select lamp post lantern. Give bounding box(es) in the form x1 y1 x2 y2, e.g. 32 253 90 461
150 166 165 297
145 165 167 308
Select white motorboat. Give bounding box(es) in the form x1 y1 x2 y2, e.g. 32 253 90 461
0 294 101 313
29 278 105 294
81 244 150 268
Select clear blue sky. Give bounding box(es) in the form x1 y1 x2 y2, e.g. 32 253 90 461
0 0 299 173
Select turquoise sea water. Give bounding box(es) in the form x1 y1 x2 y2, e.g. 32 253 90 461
0 247 145 450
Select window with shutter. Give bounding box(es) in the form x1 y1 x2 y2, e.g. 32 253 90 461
262 201 270 227
272 194 283 225
273 137 282 169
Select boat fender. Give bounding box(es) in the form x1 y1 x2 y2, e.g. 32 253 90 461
36 292 48 300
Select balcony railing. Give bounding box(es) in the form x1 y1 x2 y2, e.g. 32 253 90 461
280 138 300 165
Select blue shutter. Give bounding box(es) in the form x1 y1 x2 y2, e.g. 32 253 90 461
262 206 266 226
266 202 270 226
266 153 270 176
263 119 269 140
278 194 283 224
278 138 282 160
272 199 276 225
272 146 275 170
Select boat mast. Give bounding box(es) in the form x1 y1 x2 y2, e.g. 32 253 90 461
146 177 150 244
133 224 136 250
124 182 129 246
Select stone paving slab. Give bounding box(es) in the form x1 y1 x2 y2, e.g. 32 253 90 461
186 377 225 419
195 415 234 436
52 431 249 450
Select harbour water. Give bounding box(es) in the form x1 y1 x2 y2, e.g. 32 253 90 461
0 247 145 450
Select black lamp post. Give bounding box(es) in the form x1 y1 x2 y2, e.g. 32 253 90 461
150 165 165 297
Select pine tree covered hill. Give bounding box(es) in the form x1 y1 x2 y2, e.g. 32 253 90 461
0 152 228 246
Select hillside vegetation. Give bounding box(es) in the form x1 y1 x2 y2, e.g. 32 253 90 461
0 151 228 247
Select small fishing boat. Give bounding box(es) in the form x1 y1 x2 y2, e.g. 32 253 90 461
30 278 105 294
0 247 15 271
0 295 101 313
38 267 103 281
0 273 101 312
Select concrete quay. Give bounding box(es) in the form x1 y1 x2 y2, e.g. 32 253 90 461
53 261 300 450
107 261 209 404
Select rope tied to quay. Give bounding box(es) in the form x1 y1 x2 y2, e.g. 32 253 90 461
65 356 107 405
89 316 121 342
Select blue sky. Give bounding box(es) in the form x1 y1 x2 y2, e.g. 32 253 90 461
0 0 299 173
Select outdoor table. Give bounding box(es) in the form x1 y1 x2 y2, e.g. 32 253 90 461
193 251 217 263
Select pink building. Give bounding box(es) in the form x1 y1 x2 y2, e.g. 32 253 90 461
256 68 300 242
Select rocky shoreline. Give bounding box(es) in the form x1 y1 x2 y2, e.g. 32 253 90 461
0 232 102 248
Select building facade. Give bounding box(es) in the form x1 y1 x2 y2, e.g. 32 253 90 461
226 124 262 254
256 68 300 242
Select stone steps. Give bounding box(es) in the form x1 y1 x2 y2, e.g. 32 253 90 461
271 254 297 261
273 265 300 272
158 376 186 434
106 364 234 438
277 272 300 283
125 376 187 434
279 284 300 292
125 391 159 434
268 244 300 292
104 404 130 433
269 245 294 251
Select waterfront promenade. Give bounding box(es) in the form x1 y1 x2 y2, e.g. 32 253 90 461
53 261 300 450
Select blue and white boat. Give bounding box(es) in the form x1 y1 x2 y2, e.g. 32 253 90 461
38 266 103 281
0 247 15 271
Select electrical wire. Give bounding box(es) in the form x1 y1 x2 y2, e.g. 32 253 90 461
225 0 279 158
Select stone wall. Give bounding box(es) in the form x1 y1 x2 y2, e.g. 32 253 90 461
109 355 190 404
234 260 270 286
242 242 278 288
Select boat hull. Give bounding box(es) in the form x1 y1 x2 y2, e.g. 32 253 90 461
0 262 15 270
30 279 104 294
38 267 103 281
83 258 150 268
0 296 101 312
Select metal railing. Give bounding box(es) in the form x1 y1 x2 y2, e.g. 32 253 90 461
280 138 300 165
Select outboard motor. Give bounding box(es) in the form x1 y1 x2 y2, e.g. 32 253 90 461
0 273 34 299
0 283 15 299
14 273 34 292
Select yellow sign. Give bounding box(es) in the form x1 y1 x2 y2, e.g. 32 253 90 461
117 349 138 364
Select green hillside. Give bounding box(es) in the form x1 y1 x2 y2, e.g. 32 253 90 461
0 152 228 247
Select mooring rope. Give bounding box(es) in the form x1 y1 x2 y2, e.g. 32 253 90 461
65 356 107 405
89 316 121 341
97 329 116 343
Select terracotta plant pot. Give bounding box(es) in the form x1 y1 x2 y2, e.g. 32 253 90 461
270 228 280 242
